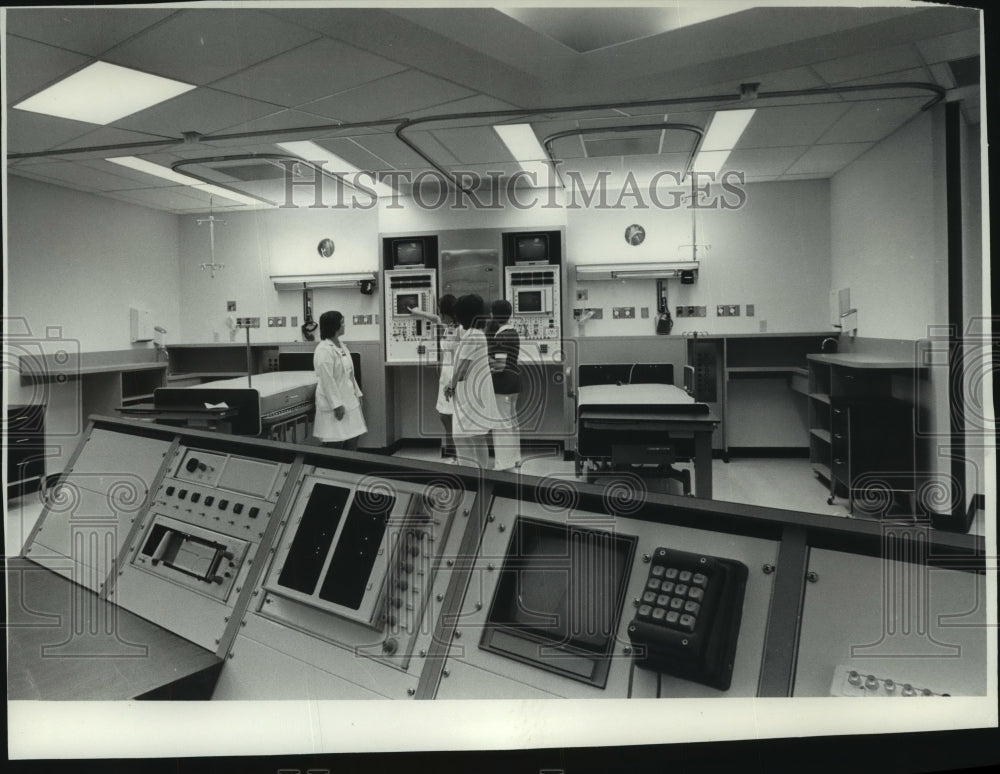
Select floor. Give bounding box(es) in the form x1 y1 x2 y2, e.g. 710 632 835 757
5 451 984 558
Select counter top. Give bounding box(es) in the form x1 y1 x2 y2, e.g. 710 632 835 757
807 352 924 369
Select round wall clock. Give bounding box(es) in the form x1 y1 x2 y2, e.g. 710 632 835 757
625 224 645 246
317 238 336 257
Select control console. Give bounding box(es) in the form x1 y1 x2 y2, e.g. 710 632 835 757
384 269 437 364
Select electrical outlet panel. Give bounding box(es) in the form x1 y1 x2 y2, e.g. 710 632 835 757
353 315 363 325
267 317 288 327
576 289 588 301
613 307 635 319
235 317 261 328
716 305 740 317
640 307 649 319
582 307 603 320
745 304 755 317
227 301 237 312
676 306 707 318
291 316 298 327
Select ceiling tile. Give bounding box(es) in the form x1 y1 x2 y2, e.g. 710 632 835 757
5 35 92 106
405 94 519 121
548 135 587 160
302 70 476 123
816 97 926 144
584 135 661 158
207 108 341 140
783 142 872 175
722 147 806 177
6 110 100 155
6 8 176 57
8 159 155 191
838 66 934 88
738 103 851 148
109 185 219 211
49 126 179 160
210 37 406 108
428 126 514 165
812 43 925 84
349 133 445 171
916 27 981 64
111 88 283 137
104 9 320 86
314 138 395 173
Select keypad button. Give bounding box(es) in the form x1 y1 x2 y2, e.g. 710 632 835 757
248 507 260 519
190 492 201 503
660 581 674 594
665 611 680 625
669 597 684 610
692 573 708 587
178 489 188 500
678 570 692 582
218 499 229 510
204 496 214 507
684 601 701 615
637 604 653 620
674 583 688 596
165 486 175 496
678 614 696 632
642 591 657 604
656 594 670 607
664 568 679 580
651 566 665 578
651 607 666 621
688 587 704 602
646 578 661 591
232 503 244 515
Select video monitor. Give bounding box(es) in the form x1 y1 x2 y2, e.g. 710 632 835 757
395 293 420 315
480 517 636 688
515 234 549 263
393 239 425 267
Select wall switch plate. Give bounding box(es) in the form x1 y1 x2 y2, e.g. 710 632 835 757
614 307 635 319
716 305 725 316
746 304 755 317
585 308 603 320
227 301 237 312
352 315 362 325
640 307 649 319
576 289 588 301
291 316 298 326
267 317 279 327
729 305 740 316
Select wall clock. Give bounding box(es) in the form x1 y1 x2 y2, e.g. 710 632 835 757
625 224 645 246
317 238 336 257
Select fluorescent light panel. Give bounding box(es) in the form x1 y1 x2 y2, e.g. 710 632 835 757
106 157 263 206
494 123 561 188
14 61 195 125
276 141 396 198
691 109 756 175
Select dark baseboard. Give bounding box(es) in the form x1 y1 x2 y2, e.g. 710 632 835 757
724 447 810 459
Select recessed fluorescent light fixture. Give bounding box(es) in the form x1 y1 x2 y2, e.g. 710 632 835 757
106 157 264 207
494 123 562 188
276 141 396 199
14 62 195 125
690 109 756 176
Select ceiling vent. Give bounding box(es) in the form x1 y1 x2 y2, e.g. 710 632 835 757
947 56 980 88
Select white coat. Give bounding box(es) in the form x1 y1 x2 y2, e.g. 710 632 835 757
313 339 366 442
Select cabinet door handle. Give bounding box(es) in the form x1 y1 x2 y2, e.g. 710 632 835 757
843 374 855 380
834 434 844 440
834 458 845 465
15 437 30 443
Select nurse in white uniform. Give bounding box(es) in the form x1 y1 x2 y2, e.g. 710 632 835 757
409 294 458 461
313 310 366 450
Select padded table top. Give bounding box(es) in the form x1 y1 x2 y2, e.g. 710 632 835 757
578 383 693 408
190 371 317 397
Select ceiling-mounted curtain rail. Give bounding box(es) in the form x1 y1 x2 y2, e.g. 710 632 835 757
7 81 945 195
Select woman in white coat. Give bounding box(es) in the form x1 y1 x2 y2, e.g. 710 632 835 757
313 310 367 450
443 294 503 470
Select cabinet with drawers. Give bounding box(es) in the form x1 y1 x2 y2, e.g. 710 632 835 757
6 404 46 497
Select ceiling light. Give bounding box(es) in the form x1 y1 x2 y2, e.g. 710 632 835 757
106 157 264 206
14 62 195 125
276 141 396 199
690 109 755 177
494 124 562 188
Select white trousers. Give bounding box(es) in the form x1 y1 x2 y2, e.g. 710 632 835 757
492 393 522 471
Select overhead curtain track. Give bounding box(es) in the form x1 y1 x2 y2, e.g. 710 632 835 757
8 81 946 196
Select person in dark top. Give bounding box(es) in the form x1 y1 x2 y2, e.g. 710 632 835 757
487 299 522 470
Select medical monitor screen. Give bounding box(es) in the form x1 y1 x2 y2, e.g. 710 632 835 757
395 293 419 315
393 240 425 267
515 235 549 263
517 290 544 313
480 517 636 687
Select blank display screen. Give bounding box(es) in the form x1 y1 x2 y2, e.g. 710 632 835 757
487 518 635 653
395 293 419 315
517 290 543 313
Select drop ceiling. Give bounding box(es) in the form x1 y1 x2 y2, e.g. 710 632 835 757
4 4 982 214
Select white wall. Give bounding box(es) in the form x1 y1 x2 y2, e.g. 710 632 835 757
6 176 182 403
830 109 947 339
176 205 381 343
567 180 832 337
